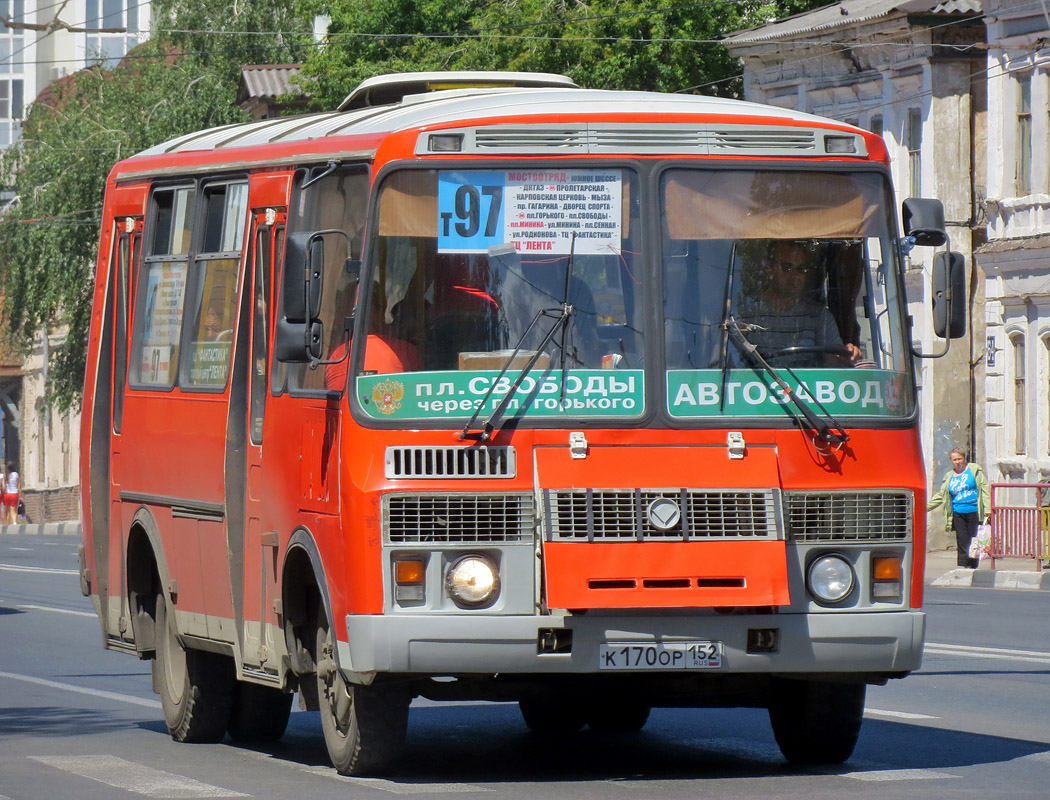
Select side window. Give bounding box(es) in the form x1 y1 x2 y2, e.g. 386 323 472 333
275 165 368 395
130 186 195 388
181 182 248 389
112 226 136 431
250 220 281 444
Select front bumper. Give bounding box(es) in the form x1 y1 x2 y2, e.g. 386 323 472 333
341 609 925 676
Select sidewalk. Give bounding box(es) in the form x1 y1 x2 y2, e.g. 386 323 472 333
0 520 81 537
925 547 1050 590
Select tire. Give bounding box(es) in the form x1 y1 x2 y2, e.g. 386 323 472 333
153 594 234 743
518 694 586 734
586 701 651 733
315 615 408 776
227 681 293 743
768 679 865 764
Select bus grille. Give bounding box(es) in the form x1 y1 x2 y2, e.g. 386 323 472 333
384 493 535 544
385 446 516 479
544 489 780 541
786 491 912 542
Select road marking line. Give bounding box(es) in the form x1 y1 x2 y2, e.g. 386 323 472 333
838 768 959 782
926 642 1050 659
0 563 79 575
243 751 491 793
30 756 249 798
924 648 1050 665
0 670 160 709
17 603 96 617
864 707 939 720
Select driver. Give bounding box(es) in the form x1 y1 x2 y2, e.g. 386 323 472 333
737 240 862 367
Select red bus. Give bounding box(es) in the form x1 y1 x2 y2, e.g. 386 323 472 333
80 71 960 775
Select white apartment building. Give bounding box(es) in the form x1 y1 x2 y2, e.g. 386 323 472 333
978 1 1050 492
0 1 150 522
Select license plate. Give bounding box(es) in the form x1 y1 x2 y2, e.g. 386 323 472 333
599 641 723 670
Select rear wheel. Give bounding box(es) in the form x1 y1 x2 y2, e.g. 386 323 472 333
315 615 408 775
153 595 234 743
227 681 293 743
768 679 865 764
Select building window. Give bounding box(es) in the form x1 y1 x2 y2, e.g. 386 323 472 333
1017 73 1032 195
870 114 883 138
1013 334 1026 455
907 108 922 197
85 0 148 68
0 3 26 146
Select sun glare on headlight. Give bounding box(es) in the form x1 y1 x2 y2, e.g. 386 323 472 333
445 555 500 608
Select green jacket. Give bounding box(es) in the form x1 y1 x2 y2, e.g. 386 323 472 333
927 463 991 531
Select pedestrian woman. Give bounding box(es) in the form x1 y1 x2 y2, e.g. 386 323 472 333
927 447 991 568
3 460 20 525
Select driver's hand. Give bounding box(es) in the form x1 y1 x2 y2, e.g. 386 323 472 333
845 343 863 363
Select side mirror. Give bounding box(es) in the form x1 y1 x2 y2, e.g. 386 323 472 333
274 229 349 364
902 198 947 247
933 251 966 339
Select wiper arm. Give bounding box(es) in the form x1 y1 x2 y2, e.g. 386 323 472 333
459 304 572 442
718 245 737 412
725 317 849 447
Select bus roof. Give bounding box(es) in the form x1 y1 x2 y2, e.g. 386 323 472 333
119 81 873 178
337 70 580 111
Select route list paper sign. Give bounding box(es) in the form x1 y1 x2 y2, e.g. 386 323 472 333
438 169 623 255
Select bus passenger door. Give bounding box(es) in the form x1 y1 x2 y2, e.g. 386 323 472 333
107 220 139 642
238 209 284 676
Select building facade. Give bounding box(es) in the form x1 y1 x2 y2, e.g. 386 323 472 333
0 1 151 522
977 1 1050 493
724 0 987 547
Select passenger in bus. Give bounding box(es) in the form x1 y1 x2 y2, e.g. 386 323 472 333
324 282 421 391
737 240 862 367
202 303 232 342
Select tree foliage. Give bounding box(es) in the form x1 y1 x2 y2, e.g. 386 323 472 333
296 0 832 108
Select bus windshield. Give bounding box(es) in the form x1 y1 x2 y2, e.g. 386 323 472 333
354 165 914 423
355 167 645 421
660 168 914 422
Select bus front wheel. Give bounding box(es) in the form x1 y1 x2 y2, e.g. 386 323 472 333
153 594 234 742
768 678 865 764
315 616 408 775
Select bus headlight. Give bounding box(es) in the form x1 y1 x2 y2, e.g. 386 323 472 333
807 554 855 604
445 554 500 608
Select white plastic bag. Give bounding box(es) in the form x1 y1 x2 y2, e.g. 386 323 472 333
975 522 992 562
968 536 980 559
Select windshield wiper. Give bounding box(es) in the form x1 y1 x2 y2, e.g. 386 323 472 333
459 303 573 442
725 317 849 447
717 245 738 412
461 237 579 442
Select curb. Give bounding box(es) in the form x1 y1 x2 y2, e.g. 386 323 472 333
931 567 1050 591
0 520 81 537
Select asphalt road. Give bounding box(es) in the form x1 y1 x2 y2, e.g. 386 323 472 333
2 533 1049 799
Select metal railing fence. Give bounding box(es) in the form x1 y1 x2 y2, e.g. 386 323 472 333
989 483 1048 571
